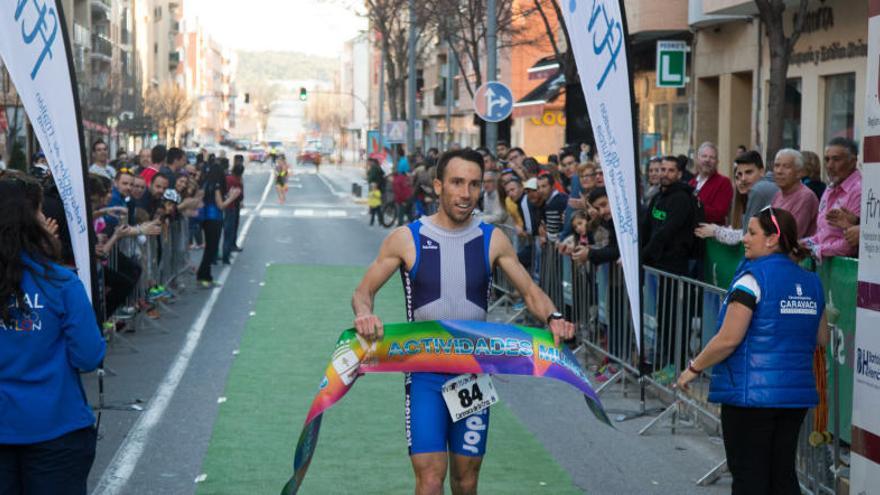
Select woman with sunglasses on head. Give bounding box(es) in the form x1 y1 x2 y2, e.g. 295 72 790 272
677 206 828 495
0 172 106 494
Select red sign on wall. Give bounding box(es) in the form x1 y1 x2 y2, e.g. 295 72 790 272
0 107 8 132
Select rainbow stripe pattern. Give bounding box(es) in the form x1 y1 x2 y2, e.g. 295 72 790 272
281 320 611 494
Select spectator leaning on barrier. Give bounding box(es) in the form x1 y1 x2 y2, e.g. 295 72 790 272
677 206 827 495
137 173 171 220
801 137 862 259
772 149 818 239
800 150 826 200
690 142 733 225
642 156 696 276
506 147 526 179
196 161 241 287
572 187 619 266
0 172 106 495
695 150 778 246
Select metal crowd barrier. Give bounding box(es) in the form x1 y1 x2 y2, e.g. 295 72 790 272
103 218 193 342
496 243 842 491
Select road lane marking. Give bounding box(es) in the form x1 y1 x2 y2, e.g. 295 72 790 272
91 171 274 495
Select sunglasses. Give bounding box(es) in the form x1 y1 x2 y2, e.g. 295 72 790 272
761 205 781 236
118 167 133 174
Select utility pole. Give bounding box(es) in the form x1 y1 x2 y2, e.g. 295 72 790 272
485 0 497 151
407 0 417 156
446 39 455 150
378 44 386 159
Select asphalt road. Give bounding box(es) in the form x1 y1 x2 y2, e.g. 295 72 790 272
85 160 729 494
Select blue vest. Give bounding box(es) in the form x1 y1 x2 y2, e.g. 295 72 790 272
708 253 824 408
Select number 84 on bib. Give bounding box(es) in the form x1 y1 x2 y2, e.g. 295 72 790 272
441 374 499 422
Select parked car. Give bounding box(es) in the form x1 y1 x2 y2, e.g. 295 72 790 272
297 149 322 165
249 147 267 163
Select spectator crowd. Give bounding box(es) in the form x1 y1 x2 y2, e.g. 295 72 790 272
12 141 248 338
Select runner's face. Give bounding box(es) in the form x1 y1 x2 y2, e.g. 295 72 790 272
436 158 483 224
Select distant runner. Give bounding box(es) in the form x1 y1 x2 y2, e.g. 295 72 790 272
275 155 290 204
352 149 574 495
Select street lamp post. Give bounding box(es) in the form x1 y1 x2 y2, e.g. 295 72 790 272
407 0 417 156
485 0 498 151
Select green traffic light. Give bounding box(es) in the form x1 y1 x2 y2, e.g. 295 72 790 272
299 87 308 101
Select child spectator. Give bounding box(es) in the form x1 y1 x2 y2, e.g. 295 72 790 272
367 182 382 226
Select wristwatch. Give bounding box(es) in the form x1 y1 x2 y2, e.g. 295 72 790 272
546 312 564 325
688 359 702 375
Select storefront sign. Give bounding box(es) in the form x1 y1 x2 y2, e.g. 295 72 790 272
529 111 566 126
850 3 880 491
656 40 688 88
791 40 868 66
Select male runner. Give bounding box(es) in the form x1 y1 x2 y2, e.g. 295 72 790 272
352 149 574 495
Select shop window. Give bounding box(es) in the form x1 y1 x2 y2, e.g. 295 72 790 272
823 73 855 143
651 102 689 158
782 78 801 150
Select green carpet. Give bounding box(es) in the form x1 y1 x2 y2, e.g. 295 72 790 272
197 264 581 494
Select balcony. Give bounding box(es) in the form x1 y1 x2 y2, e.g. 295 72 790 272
91 33 112 62
702 0 801 16
625 0 689 40
169 51 181 71
73 22 90 47
90 0 110 22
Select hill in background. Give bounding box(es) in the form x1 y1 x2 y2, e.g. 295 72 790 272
236 50 338 89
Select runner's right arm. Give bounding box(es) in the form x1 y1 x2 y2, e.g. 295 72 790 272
352 227 413 340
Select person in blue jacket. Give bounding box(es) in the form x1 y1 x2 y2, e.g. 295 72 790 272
0 172 106 495
677 206 828 495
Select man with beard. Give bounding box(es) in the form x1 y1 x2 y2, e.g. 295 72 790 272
352 149 574 495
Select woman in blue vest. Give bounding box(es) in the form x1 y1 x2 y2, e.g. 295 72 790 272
0 172 106 494
196 160 240 288
677 206 828 494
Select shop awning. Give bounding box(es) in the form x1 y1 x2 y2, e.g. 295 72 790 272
527 55 560 80
513 71 564 118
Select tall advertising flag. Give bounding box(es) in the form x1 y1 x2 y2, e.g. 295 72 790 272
0 0 95 299
559 1 641 349
851 0 880 490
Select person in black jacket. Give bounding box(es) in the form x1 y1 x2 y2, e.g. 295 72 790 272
642 156 695 276
642 157 696 373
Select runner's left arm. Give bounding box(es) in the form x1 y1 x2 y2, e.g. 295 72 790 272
491 229 574 346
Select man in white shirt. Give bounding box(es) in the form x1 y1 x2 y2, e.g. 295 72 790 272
88 139 115 180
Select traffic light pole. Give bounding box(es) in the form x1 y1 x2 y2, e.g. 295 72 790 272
406 0 417 156
485 0 497 151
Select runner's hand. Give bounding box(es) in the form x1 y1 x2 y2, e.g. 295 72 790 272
548 318 574 346
354 313 384 341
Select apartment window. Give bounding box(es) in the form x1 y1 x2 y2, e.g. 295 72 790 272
782 78 802 150
824 73 856 143
154 6 162 20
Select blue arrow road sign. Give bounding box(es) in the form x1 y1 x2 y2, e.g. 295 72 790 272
474 81 513 123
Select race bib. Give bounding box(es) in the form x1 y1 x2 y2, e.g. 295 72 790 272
441 373 499 422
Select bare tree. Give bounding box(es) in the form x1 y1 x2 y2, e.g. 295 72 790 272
304 91 348 153
755 0 809 160
364 0 436 121
532 0 591 147
144 83 194 146
429 0 536 99
246 81 281 142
